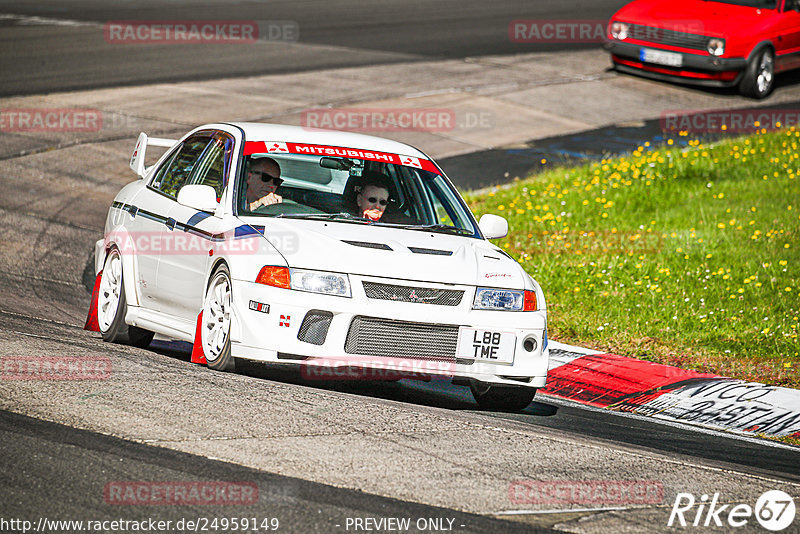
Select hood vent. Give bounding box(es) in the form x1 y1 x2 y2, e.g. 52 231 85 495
408 246 452 256
342 240 393 251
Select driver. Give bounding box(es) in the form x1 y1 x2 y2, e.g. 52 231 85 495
246 157 283 211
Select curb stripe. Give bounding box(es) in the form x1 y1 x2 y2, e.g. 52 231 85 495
542 350 800 438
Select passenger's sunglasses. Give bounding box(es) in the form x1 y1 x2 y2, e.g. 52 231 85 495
249 169 282 185
366 197 388 206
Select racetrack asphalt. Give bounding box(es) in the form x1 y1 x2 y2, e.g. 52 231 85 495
2 409 552 533
0 0 629 96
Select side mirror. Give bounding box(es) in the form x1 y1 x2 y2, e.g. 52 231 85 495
478 214 508 239
177 184 218 213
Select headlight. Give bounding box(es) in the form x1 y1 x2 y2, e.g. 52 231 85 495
256 266 351 297
473 288 537 311
290 268 351 297
707 38 725 56
610 21 629 40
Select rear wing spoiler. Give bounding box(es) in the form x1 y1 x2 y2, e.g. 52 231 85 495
129 132 178 178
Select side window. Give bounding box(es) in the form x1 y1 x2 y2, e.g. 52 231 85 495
429 190 455 226
188 132 234 198
150 135 211 198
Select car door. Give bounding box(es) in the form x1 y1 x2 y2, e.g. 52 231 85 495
142 132 214 313
124 145 183 310
777 0 800 70
157 130 235 321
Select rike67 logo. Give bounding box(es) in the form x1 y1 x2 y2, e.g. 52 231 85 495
669 490 796 531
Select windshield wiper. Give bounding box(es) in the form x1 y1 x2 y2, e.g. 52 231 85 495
399 224 474 235
274 212 374 223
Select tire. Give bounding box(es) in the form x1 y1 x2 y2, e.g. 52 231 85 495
97 248 154 348
201 265 236 372
470 381 536 411
739 47 775 99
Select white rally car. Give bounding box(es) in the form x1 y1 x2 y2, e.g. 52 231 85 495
90 123 549 410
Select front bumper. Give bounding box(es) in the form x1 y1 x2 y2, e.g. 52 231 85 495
229 275 549 388
605 40 748 88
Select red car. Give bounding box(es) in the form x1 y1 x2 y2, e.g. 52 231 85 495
605 0 800 98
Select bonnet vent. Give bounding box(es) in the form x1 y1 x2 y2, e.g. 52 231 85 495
408 247 452 256
342 240 393 251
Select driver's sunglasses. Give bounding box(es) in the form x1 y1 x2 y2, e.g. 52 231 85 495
250 169 282 184
367 197 388 206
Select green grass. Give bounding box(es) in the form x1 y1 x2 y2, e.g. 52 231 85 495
465 128 800 388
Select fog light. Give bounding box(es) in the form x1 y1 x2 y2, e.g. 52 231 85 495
523 337 538 353
707 38 725 56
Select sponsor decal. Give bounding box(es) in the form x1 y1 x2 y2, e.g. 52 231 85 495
484 273 513 279
668 490 795 531
248 300 270 314
265 141 289 153
244 141 439 173
279 315 291 327
399 156 422 168
103 482 258 506
509 480 663 505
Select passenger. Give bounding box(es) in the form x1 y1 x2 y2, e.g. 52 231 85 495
351 171 392 222
246 157 283 211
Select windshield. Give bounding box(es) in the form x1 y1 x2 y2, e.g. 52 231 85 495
236 149 480 237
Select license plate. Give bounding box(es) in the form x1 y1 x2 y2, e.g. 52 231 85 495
639 48 683 67
456 328 516 364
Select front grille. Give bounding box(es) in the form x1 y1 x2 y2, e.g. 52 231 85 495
345 316 458 361
297 310 333 345
363 282 464 306
628 23 708 51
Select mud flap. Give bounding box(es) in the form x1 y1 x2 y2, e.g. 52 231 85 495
190 310 208 365
83 271 102 332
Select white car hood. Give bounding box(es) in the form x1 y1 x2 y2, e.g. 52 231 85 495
250 218 527 288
